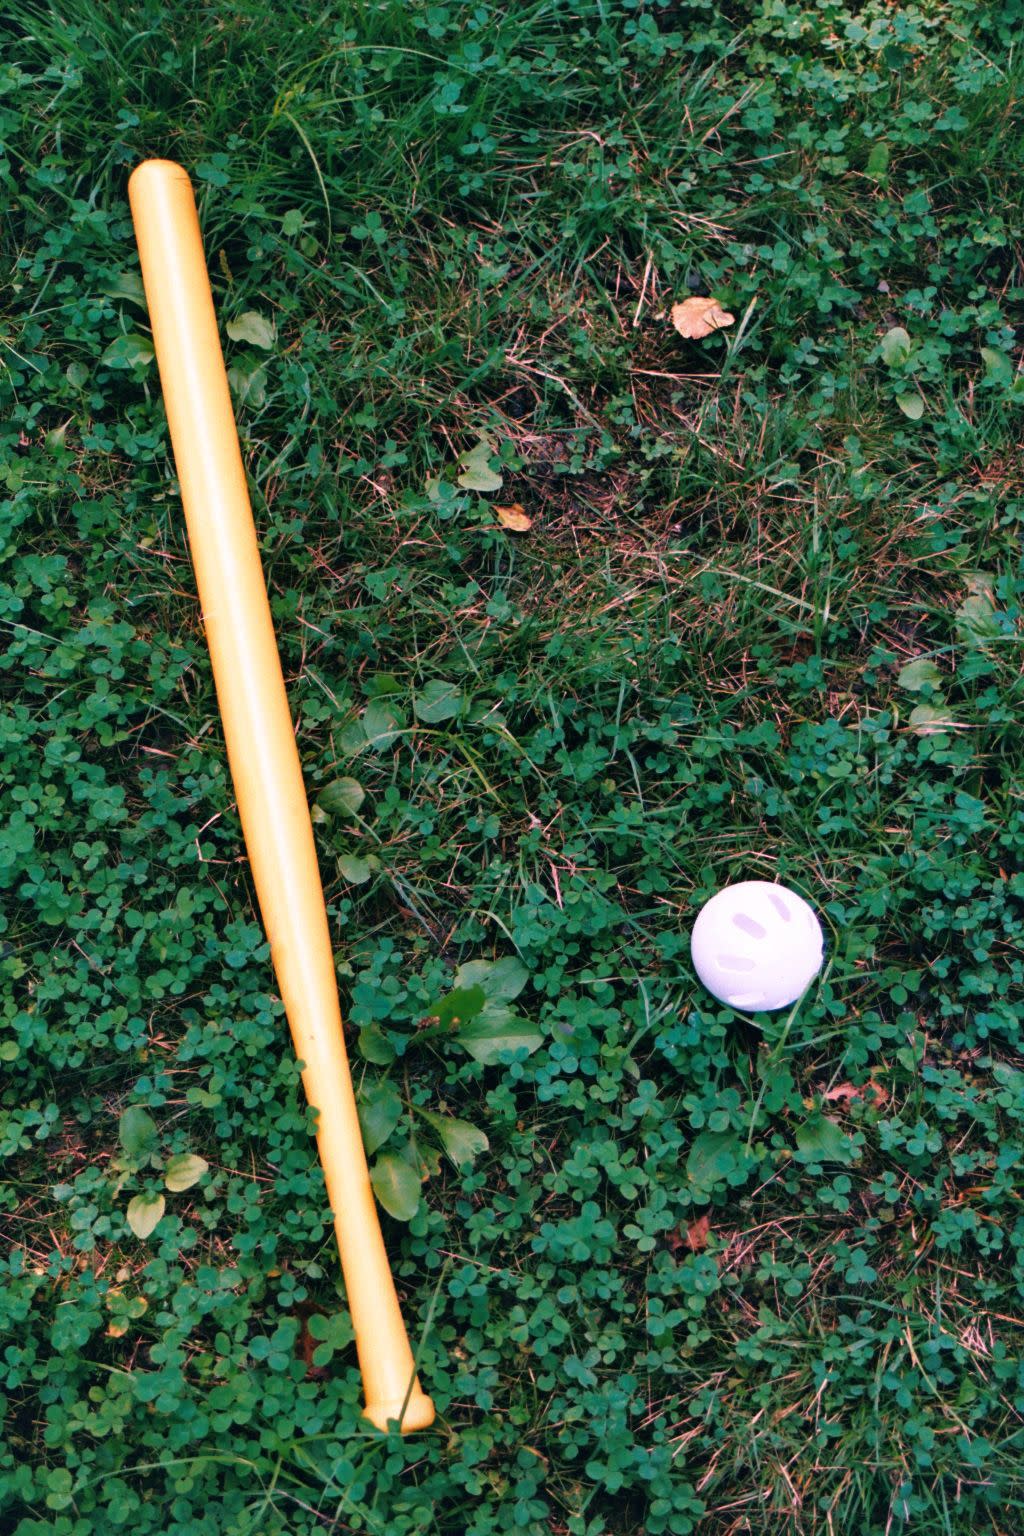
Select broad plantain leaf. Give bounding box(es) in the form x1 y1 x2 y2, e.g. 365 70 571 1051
119 1105 158 1161
865 141 890 179
795 1114 855 1163
896 391 924 420
457 437 503 493
370 1152 421 1221
430 985 486 1028
454 956 529 1002
357 1079 403 1156
897 658 942 693
909 703 958 735
127 1193 165 1239
956 591 1003 645
317 777 365 816
101 334 154 369
417 1107 489 1167
362 698 401 749
226 310 276 349
981 346 1012 384
880 326 911 366
164 1154 208 1192
338 853 379 884
358 1023 396 1065
454 1013 542 1065
686 1130 744 1194
413 680 464 724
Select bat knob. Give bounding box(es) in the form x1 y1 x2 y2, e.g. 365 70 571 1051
363 1387 436 1434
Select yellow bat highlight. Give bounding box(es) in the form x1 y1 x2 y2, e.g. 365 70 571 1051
129 159 434 1434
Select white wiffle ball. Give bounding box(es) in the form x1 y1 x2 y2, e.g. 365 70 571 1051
690 881 824 1011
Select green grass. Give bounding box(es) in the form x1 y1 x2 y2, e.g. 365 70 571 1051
3 1 1024 1532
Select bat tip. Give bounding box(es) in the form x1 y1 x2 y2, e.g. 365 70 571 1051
363 1389 436 1434
128 158 192 196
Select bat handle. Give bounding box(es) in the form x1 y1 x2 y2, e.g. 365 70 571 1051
128 159 434 1433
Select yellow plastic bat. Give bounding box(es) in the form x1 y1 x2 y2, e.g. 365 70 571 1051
129 158 434 1434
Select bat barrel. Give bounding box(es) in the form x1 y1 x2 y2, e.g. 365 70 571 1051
128 158 434 1434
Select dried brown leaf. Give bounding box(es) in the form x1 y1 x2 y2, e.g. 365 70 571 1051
823 1079 889 1109
670 296 735 340
685 1213 711 1252
496 503 532 532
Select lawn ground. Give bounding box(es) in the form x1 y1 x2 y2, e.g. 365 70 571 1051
2 2 1024 1533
